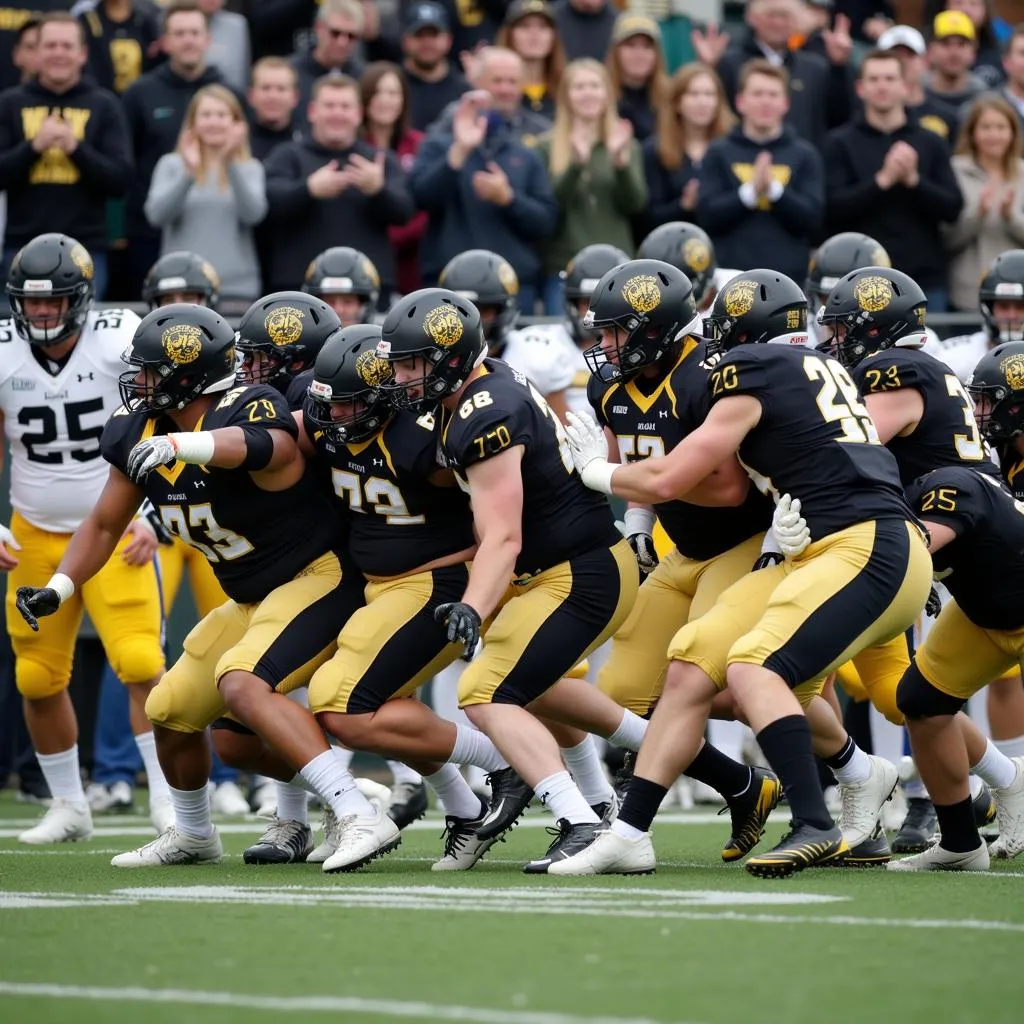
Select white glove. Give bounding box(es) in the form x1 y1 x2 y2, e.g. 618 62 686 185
126 436 178 483
0 522 22 570
620 507 658 573
564 411 616 494
772 493 811 557
0 522 21 551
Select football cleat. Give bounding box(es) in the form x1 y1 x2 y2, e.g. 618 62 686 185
990 756 1024 859
888 840 989 872
476 766 533 840
306 805 338 864
892 797 938 853
523 819 607 874
837 754 898 848
111 825 223 867
150 794 175 835
87 780 133 813
387 780 429 830
18 798 94 845
210 780 250 816
613 749 635 802
721 767 782 862
835 820 891 868
431 798 496 871
744 822 847 878
973 782 997 828
243 817 314 865
546 826 656 876
322 790 401 873
592 793 620 827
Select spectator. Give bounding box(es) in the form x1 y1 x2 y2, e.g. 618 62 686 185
247 56 301 160
145 83 266 301
495 0 562 122
642 62 734 236
74 0 162 95
943 95 1024 311
11 16 41 81
552 0 617 63
0 12 131 297
536 57 645 313
1003 26 1024 130
925 9 987 115
290 0 364 128
361 61 427 295
698 60 823 283
824 50 963 310
429 0 509 55
0 2 70 92
263 74 413 297
411 66 557 309
794 1 841 62
195 0 250 93
246 0 316 62
835 0 894 44
605 14 667 143
944 0 1005 88
401 2 468 132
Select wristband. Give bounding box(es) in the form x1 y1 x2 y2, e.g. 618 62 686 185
45 573 75 604
623 506 656 537
580 459 617 496
168 431 217 465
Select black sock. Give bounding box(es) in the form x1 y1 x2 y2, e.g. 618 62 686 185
933 796 982 853
756 716 834 831
686 742 752 799
843 698 873 755
617 776 667 834
824 735 855 772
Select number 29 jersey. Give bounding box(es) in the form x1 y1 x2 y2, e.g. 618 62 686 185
0 309 140 533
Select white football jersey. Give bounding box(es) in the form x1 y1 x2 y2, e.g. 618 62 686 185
500 322 581 405
0 309 140 533
927 330 989 383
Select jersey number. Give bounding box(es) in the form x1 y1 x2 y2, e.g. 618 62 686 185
332 470 425 526
804 356 879 444
945 374 985 462
527 382 573 473
159 503 254 562
18 399 105 464
616 435 666 463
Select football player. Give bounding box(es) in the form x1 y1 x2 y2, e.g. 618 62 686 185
15 305 389 872
303 246 381 327
559 270 932 877
142 251 221 310
0 233 169 844
637 222 719 314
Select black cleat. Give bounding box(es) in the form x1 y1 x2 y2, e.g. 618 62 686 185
523 819 603 874
243 817 314 865
745 821 847 878
892 797 938 854
973 783 997 829
835 821 891 868
613 750 635 802
591 793 620 827
387 780 429 831
721 767 782 862
476 767 533 840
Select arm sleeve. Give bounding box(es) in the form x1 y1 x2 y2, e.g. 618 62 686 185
611 140 648 216
940 171 982 254
498 149 559 240
409 134 461 211
0 97 39 188
906 139 964 222
226 159 267 226
143 154 195 227
823 131 884 226
696 144 751 235
263 146 315 222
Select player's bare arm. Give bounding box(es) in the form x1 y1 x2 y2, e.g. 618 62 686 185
864 389 924 443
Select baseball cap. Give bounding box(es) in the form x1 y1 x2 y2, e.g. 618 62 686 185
404 1 449 35
504 0 555 28
933 9 976 42
611 13 662 47
877 25 926 56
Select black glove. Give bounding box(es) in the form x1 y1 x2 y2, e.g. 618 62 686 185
752 551 785 571
16 586 61 632
925 586 942 618
626 532 659 574
434 602 482 659
143 505 173 545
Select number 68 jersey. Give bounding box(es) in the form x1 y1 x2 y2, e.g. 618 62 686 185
0 309 140 534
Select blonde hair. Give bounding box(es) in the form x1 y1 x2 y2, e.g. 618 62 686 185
547 58 618 178
656 64 734 171
957 94 1023 179
178 84 250 189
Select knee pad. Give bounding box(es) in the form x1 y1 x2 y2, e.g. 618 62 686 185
144 679 204 734
15 658 69 700
896 662 965 720
108 637 165 686
596 672 656 717
864 677 905 727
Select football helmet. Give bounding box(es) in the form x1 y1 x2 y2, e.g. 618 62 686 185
377 288 485 412
439 249 519 353
235 291 341 387
119 304 237 412
806 232 891 309
705 270 809 352
979 250 1024 343
817 267 928 369
142 251 220 309
562 244 630 344
638 222 717 308
302 246 380 324
7 232 94 347
967 341 1024 442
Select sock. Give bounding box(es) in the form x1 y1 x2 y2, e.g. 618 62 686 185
275 781 309 825
825 735 872 785
971 739 1018 790
994 736 1024 759
36 745 86 810
686 741 752 799
560 735 615 807
607 710 648 752
757 716 833 831
425 763 482 819
903 778 928 799
535 770 599 825
933 796 982 853
614 775 666 837
134 731 170 805
300 750 374 818
388 760 423 786
331 745 355 771
969 773 983 799
168 784 213 839
448 723 508 772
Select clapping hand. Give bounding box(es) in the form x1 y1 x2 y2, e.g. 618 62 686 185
32 113 70 153
822 14 854 65
180 129 201 175
607 118 634 167
752 150 773 195
307 159 350 199
472 161 513 206
690 22 729 66
344 151 386 196
680 178 700 211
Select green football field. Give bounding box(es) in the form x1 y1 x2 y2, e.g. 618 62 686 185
1 794 1021 1024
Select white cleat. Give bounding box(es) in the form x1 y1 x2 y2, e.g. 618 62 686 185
150 795 174 835
432 799 496 871
306 805 338 864
990 756 1024 860
546 827 656 876
210 780 250 816
321 790 401 874
838 755 898 848
887 841 989 872
111 825 223 867
18 798 94 845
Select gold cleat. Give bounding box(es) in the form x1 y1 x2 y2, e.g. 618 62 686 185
745 822 847 879
721 768 782 863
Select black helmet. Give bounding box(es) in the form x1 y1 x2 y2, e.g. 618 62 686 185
979 250 1024 343
376 288 485 412
638 222 717 308
302 246 380 323
583 259 700 383
967 341 1024 442
235 291 342 388
143 251 220 310
705 270 809 352
438 249 519 351
562 244 630 344
7 233 94 347
806 232 891 309
119 304 237 413
816 267 928 369
305 324 394 445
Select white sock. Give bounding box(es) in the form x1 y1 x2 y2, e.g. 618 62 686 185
611 818 646 841
969 773 983 799
425 763 482 819
134 731 170 805
169 784 213 839
330 744 355 771
994 736 1024 759
448 723 508 772
37 745 86 810
275 781 309 825
535 770 599 825
300 749 374 818
560 736 615 806
903 778 928 799
607 710 648 752
832 742 872 785
971 739 1018 790
388 760 423 786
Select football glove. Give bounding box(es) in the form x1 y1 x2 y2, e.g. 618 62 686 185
16 586 61 632
140 499 173 545
127 436 178 483
435 602 482 659
772 493 811 557
925 586 942 618
621 507 659 574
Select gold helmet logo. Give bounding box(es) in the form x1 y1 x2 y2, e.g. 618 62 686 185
161 322 203 365
69 242 94 281
304 258 317 284
872 247 891 269
423 304 463 348
723 279 758 318
497 259 520 297
362 257 380 288
356 349 392 388
854 275 893 314
265 306 305 347
1002 353 1024 391
622 274 661 315
683 238 711 274
201 260 220 292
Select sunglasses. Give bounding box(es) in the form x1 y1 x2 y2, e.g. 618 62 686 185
327 26 358 40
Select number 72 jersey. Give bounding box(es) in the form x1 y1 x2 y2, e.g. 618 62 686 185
0 309 140 534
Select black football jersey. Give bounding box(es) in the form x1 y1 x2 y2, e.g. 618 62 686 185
711 345 913 540
283 370 313 412
998 445 1024 502
306 409 475 578
441 359 620 576
907 467 1024 630
853 347 999 485
101 385 339 604
588 340 770 560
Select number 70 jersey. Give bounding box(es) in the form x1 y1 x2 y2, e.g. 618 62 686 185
0 310 140 534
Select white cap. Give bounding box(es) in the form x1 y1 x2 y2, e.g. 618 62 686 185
878 25 926 56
